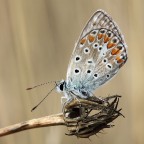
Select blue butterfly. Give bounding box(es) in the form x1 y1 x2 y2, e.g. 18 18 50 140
57 9 127 101
28 10 127 111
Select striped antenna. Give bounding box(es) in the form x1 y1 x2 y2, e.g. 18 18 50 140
26 81 60 90
26 81 61 112
31 83 58 112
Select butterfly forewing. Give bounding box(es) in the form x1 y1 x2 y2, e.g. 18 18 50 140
66 10 127 97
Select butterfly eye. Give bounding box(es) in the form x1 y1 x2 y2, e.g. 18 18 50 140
106 63 113 70
59 83 64 91
84 47 90 54
57 80 66 92
93 43 99 49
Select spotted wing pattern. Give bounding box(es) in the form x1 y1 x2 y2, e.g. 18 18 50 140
66 10 127 97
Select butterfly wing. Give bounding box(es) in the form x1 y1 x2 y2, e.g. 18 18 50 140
66 10 127 97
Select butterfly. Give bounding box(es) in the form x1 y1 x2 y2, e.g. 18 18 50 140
57 9 127 101
27 9 128 111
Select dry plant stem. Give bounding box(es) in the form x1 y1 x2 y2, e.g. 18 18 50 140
0 95 122 138
0 113 64 137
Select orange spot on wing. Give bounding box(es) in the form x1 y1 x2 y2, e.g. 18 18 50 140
80 38 86 45
88 35 95 43
119 56 127 68
111 48 120 55
104 35 110 43
116 56 123 63
107 42 116 49
98 33 103 39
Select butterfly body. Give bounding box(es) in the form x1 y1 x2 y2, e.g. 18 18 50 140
57 10 127 101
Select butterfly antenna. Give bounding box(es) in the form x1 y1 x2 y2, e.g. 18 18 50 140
31 82 58 112
26 81 60 90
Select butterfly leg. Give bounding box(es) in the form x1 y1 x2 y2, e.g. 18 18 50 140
61 96 67 105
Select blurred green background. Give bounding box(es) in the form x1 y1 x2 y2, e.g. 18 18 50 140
0 0 143 144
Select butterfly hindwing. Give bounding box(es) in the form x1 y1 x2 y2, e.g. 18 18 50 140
66 10 127 97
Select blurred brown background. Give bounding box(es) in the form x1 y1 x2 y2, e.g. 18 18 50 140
0 0 143 144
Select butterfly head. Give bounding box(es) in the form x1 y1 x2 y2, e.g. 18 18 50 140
56 80 66 93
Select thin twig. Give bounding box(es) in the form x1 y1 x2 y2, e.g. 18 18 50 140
0 113 64 137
